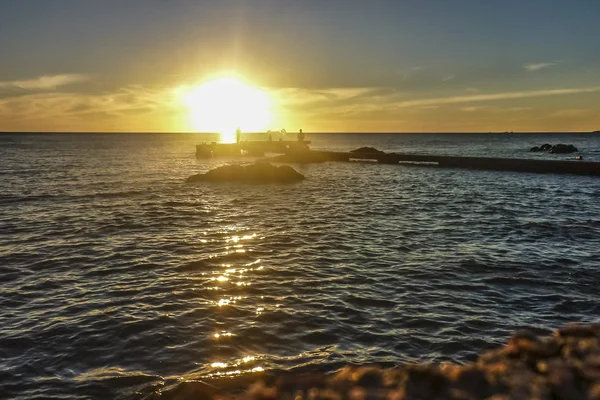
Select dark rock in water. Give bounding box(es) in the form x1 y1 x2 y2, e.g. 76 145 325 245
550 144 578 154
350 147 385 154
186 162 305 183
529 143 578 154
151 323 600 400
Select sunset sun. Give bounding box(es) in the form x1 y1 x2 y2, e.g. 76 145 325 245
183 77 271 142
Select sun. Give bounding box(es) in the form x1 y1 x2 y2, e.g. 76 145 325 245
183 77 271 142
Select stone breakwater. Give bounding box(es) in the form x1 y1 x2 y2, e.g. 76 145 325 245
148 323 600 400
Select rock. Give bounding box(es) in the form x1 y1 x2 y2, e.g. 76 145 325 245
186 162 305 183
529 143 578 154
151 323 600 400
350 147 385 154
550 144 578 154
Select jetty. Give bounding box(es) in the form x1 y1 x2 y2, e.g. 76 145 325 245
196 141 310 158
196 142 600 177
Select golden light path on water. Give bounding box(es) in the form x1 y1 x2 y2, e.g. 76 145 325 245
200 230 268 378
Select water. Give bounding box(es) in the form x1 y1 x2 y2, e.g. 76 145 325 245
1 132 600 399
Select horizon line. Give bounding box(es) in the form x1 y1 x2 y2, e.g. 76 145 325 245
0 131 597 135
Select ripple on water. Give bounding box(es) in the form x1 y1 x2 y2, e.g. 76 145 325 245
1 134 600 399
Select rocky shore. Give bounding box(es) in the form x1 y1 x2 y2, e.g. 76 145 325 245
148 323 600 400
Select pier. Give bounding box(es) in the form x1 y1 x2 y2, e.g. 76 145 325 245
197 142 600 177
196 140 310 158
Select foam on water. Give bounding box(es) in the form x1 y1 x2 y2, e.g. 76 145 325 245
1 133 600 399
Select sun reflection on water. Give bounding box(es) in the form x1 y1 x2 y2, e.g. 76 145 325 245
206 355 264 378
199 229 269 379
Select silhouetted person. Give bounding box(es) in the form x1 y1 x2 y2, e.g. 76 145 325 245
268 131 273 141
236 127 241 143
298 128 305 142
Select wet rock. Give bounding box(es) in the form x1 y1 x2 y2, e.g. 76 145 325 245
550 144 578 154
151 323 600 400
558 323 598 338
186 162 305 183
529 144 553 152
529 143 578 154
350 147 385 154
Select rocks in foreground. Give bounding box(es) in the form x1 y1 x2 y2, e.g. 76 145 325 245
152 323 600 400
530 143 579 154
186 162 305 183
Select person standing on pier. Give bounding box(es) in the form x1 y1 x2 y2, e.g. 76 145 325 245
298 129 305 142
236 127 241 143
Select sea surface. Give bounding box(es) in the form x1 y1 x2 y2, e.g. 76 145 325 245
1 132 600 399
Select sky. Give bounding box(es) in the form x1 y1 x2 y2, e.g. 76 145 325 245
0 0 599 132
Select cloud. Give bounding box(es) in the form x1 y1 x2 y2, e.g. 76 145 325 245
0 83 184 132
275 85 600 116
398 66 425 81
0 74 92 100
460 106 491 112
2 77 598 132
0 74 90 91
442 75 456 82
551 108 592 117
505 107 532 111
270 84 600 131
459 106 532 113
523 62 556 72
389 86 600 109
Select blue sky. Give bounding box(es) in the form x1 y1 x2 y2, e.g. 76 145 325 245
1 0 599 132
